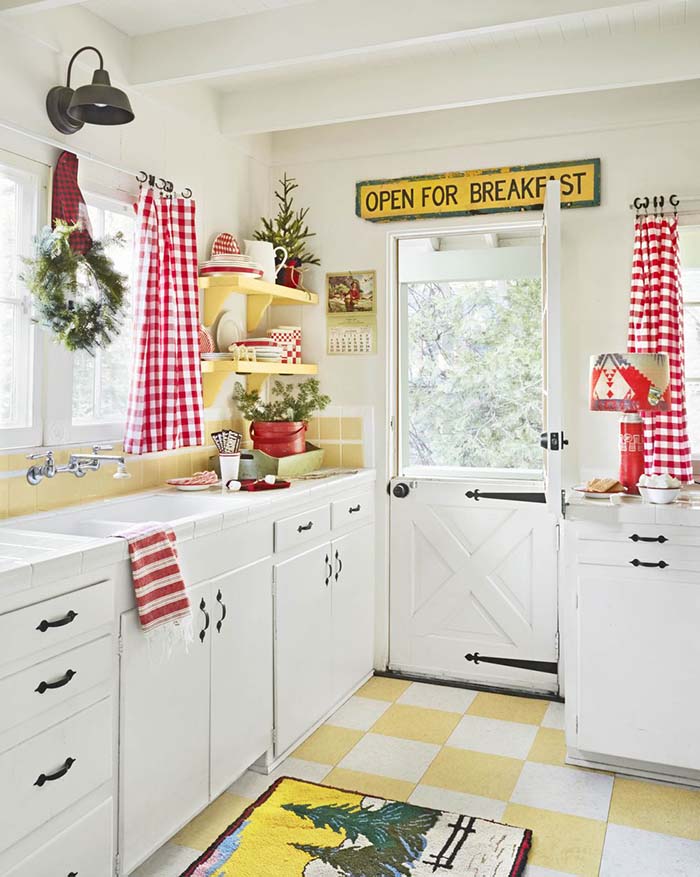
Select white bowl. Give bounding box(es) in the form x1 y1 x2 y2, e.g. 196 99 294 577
637 485 681 504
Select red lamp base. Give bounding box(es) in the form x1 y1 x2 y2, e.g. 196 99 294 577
619 414 645 495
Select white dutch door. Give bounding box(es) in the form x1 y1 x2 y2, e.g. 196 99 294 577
390 181 563 694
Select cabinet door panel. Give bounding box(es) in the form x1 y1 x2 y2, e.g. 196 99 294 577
210 559 273 798
577 570 700 770
119 581 211 874
274 544 332 754
332 525 375 700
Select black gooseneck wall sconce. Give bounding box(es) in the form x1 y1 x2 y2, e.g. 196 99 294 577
46 45 135 135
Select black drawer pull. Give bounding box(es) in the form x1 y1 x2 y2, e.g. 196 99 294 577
34 757 75 787
630 559 668 569
68 872 78 877
35 669 76 694
199 597 210 643
349 504 361 513
297 521 313 533
36 610 78 633
629 534 668 543
325 554 332 586
215 588 227 633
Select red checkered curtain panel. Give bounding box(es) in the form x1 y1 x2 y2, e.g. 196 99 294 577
627 214 693 481
123 187 204 454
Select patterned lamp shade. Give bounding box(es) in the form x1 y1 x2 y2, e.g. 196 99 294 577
589 352 671 412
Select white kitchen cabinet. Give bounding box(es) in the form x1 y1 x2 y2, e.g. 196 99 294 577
274 543 333 754
210 558 273 799
331 524 375 701
119 580 211 874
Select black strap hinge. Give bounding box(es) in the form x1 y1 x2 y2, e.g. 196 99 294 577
465 651 558 675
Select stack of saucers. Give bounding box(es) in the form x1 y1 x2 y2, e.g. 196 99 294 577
199 253 264 279
201 352 234 361
237 338 284 362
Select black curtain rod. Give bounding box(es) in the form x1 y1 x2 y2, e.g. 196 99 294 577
136 170 192 199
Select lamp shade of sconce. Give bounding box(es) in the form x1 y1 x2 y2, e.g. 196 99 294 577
589 352 671 413
46 46 134 135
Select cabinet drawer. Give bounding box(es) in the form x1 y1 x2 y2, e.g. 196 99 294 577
0 697 112 853
0 579 114 667
274 505 330 553
332 490 374 530
0 636 112 735
5 797 113 877
577 538 700 573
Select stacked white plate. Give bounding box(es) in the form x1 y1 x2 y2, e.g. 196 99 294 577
201 352 234 360
199 253 264 279
235 338 284 362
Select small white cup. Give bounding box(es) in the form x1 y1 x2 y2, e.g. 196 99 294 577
219 453 240 483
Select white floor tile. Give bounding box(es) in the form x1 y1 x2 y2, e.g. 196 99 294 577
541 701 565 730
397 681 478 713
131 842 199 877
446 714 538 759
339 732 440 782
228 757 330 798
328 695 391 730
511 761 613 821
600 824 700 876
409 784 506 821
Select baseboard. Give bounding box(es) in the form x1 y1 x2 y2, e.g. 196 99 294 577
566 751 700 788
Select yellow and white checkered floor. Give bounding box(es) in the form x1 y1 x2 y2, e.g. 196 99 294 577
133 677 700 877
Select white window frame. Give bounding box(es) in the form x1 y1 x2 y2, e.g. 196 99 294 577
678 218 700 469
44 188 135 446
0 149 47 450
390 217 545 482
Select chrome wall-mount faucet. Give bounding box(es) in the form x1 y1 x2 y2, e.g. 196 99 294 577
26 444 131 485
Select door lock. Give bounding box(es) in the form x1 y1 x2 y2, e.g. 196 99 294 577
392 482 410 499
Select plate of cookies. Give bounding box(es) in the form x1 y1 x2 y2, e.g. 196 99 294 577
574 478 628 499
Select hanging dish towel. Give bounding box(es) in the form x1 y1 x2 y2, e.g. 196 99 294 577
116 523 193 645
51 150 93 255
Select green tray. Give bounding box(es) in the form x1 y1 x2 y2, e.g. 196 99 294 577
211 443 325 480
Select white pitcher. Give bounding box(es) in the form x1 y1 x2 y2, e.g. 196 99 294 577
244 240 288 284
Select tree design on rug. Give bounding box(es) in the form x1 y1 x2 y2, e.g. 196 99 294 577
282 798 440 876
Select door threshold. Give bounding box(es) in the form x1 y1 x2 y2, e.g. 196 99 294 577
376 669 564 703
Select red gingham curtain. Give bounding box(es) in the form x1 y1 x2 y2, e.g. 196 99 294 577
627 214 693 481
124 187 203 454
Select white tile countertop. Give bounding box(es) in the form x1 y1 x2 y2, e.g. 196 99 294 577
0 469 376 598
566 483 700 524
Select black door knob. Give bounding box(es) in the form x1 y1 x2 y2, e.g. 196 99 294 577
393 483 410 498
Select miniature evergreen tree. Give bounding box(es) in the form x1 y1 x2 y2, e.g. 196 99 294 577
254 174 320 266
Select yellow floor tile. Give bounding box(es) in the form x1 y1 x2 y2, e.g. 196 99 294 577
324 767 415 802
421 746 523 801
608 777 700 840
356 676 412 702
371 703 461 745
467 693 549 726
292 725 363 765
171 793 251 851
503 803 606 877
527 727 567 766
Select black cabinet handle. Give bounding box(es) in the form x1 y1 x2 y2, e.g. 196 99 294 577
324 554 332 586
199 598 210 643
629 534 668 543
67 872 78 877
34 757 75 787
297 521 313 533
630 559 668 569
35 669 76 694
349 504 361 513
36 610 78 633
335 550 343 581
216 589 227 633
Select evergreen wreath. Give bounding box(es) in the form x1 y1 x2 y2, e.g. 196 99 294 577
22 221 128 354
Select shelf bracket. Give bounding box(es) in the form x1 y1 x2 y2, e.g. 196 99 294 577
247 294 274 333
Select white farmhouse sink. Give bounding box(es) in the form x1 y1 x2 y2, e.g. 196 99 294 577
2 491 228 538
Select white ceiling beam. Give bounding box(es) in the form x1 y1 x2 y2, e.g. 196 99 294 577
129 0 660 87
219 26 700 134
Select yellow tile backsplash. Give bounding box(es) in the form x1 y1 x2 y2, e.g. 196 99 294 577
319 416 341 441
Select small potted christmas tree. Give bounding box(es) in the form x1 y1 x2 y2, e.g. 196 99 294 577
254 174 320 288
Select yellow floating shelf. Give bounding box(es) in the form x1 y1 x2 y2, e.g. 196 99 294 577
201 360 318 405
198 275 318 330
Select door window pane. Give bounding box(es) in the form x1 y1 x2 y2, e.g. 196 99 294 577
399 231 542 474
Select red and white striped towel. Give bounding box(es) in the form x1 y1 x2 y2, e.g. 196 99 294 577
116 523 193 642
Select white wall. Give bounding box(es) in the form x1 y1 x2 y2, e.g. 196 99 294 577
270 79 700 665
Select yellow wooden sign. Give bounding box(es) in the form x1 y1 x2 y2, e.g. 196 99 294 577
356 158 600 222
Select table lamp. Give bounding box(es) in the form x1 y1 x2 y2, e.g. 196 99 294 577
589 352 671 494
